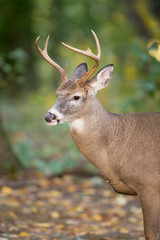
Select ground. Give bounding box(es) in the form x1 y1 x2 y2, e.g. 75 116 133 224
0 171 144 240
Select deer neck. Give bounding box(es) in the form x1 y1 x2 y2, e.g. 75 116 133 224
69 97 117 174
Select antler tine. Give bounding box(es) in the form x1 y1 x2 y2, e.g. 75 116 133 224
35 35 67 83
62 30 101 85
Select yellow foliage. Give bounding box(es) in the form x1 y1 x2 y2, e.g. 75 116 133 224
148 40 160 62
124 62 138 82
112 11 125 23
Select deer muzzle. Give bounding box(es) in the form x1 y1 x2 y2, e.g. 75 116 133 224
45 112 56 123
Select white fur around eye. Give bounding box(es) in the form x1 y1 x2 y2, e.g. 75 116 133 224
71 92 83 99
71 99 81 107
70 92 83 106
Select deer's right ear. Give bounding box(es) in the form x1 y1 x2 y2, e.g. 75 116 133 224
71 63 88 81
86 64 114 94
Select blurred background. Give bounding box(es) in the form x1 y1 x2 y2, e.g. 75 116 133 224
0 0 160 176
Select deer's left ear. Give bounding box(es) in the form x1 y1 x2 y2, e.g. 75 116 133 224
86 64 114 93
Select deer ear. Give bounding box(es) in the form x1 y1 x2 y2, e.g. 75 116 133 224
71 63 88 80
87 64 114 93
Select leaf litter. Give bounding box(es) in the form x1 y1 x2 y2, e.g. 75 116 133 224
0 171 144 240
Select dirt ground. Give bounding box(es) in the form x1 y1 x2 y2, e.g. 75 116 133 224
0 171 144 240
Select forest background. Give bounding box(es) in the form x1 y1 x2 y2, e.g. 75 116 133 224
0 0 160 175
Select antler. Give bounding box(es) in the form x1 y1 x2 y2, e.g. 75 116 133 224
35 35 68 83
62 30 101 86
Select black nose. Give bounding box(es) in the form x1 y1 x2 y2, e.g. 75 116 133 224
45 112 56 123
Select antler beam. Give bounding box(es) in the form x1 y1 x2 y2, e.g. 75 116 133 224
62 30 101 86
35 30 101 86
35 35 68 83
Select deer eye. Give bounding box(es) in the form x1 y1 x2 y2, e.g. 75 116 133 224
73 96 81 101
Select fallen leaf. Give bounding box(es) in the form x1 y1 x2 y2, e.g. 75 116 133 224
9 211 17 219
83 188 95 195
5 199 21 207
35 223 51 228
120 227 129 233
91 213 102 221
116 195 128 206
48 190 62 198
35 200 46 206
50 211 60 218
19 232 30 237
74 205 84 212
67 185 77 192
1 186 13 194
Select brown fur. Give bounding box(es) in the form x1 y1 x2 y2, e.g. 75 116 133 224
70 97 160 240
45 62 160 239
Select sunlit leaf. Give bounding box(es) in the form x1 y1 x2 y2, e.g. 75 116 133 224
19 232 30 237
1 186 13 195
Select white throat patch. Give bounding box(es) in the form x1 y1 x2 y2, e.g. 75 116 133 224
70 118 85 133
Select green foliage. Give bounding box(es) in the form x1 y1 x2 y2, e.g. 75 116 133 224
121 40 160 112
0 49 28 97
0 97 91 176
0 0 160 174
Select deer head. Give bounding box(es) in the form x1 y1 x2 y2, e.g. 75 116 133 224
35 31 114 126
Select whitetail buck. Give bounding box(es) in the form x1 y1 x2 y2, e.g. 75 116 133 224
35 31 160 240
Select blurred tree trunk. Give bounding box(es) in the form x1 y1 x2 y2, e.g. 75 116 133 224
124 0 160 39
123 0 151 38
0 114 21 175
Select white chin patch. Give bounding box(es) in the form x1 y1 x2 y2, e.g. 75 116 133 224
47 119 65 126
46 121 58 126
